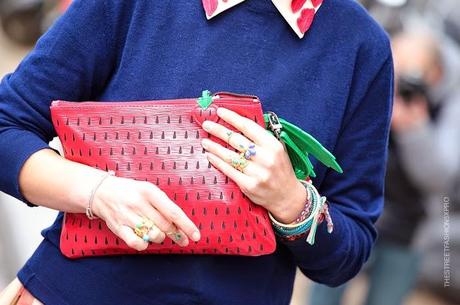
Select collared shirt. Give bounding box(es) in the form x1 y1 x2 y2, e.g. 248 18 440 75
202 0 324 38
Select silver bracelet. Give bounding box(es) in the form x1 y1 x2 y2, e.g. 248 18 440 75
86 170 115 220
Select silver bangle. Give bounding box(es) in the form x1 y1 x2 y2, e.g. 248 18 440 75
86 170 115 220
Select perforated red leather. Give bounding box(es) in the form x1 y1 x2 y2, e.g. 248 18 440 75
50 94 277 258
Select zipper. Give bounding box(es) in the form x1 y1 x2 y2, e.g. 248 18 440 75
212 91 259 102
51 91 260 108
51 98 201 107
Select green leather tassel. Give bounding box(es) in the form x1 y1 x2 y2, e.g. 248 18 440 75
264 113 343 180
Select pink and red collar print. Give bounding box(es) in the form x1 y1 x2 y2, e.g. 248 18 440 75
202 0 324 39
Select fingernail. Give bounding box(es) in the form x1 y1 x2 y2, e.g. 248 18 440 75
205 152 213 161
202 121 211 131
179 238 189 247
192 231 201 242
201 139 208 148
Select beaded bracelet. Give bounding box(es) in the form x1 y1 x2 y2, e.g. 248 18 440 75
294 185 312 223
268 180 334 245
269 183 319 233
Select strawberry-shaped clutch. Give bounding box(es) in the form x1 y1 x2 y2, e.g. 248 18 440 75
51 91 276 258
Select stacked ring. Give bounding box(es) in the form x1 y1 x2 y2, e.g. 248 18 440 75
134 218 155 242
240 143 256 160
230 154 249 172
226 130 235 144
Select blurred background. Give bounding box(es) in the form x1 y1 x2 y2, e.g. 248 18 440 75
0 1 458 305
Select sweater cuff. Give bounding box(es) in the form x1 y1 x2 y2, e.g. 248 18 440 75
277 206 357 286
0 129 53 206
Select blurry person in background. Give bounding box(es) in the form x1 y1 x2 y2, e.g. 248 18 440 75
0 0 68 45
390 30 460 199
309 30 460 305
357 0 460 45
394 31 460 305
0 0 44 45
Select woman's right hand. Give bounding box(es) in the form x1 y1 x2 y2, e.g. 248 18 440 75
91 174 201 251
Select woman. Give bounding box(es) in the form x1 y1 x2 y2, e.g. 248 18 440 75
0 1 393 304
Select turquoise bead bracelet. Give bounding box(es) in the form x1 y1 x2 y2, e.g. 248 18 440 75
269 180 334 245
269 180 319 235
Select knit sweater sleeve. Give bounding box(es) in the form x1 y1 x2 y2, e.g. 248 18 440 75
280 53 394 287
0 0 120 205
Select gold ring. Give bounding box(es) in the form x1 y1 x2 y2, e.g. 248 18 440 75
226 130 235 145
134 218 155 242
230 153 249 172
166 231 183 242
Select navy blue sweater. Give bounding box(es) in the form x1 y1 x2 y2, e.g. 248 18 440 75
0 1 393 304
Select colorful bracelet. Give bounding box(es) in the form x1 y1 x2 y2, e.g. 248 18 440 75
268 179 334 245
294 185 312 223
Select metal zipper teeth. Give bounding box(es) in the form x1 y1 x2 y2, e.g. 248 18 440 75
212 91 259 101
213 96 259 103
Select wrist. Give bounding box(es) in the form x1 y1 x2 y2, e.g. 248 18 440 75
269 180 308 224
269 180 334 245
68 168 114 218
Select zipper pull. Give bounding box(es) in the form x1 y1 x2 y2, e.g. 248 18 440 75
266 111 283 140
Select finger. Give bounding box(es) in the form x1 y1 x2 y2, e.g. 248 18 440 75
136 200 191 246
122 210 148 233
202 120 253 152
166 228 190 247
216 107 274 145
102 204 149 250
202 121 265 162
137 204 178 240
116 224 149 251
206 152 255 190
201 138 262 177
120 211 165 244
144 187 201 243
148 224 166 244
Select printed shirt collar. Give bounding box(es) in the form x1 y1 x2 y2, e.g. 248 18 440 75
202 0 324 39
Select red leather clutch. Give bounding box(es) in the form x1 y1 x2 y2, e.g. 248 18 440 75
50 92 277 258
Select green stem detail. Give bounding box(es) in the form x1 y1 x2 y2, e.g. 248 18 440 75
197 90 213 109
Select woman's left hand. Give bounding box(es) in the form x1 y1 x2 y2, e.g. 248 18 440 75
201 107 307 224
